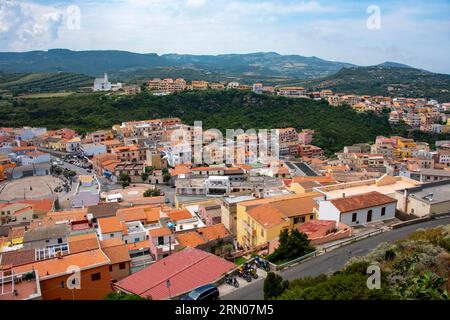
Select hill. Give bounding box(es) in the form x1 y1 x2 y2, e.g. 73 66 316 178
2 90 447 155
0 72 93 94
0 50 353 80
294 66 450 101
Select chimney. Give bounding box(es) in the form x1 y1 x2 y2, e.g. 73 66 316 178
56 251 63 259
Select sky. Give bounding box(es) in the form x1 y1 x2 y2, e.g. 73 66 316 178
0 0 449 73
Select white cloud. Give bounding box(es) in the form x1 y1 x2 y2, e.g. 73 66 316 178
186 0 206 8
0 0 64 50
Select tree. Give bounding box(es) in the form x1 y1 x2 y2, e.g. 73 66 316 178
119 173 130 188
141 171 149 182
263 272 289 300
267 229 314 263
162 167 171 183
143 188 161 197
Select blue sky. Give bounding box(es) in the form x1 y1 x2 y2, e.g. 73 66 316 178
1 0 450 73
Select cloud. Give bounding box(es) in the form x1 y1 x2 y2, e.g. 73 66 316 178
186 0 206 8
0 0 64 50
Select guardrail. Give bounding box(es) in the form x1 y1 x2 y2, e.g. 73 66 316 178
391 212 450 229
321 229 384 253
270 251 319 271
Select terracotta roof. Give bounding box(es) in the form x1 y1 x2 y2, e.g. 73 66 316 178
116 206 147 222
145 207 161 224
13 249 110 280
98 217 123 234
176 232 205 248
20 199 54 212
97 238 122 249
166 209 192 222
102 244 131 264
330 191 397 213
198 224 230 241
247 204 288 229
114 247 235 300
0 249 35 267
68 233 99 254
87 202 123 219
127 240 150 252
148 227 172 238
170 164 192 177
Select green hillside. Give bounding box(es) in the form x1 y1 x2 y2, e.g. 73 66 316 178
0 72 93 94
292 66 450 102
2 90 447 154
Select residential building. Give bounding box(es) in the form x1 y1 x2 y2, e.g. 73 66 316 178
318 191 397 226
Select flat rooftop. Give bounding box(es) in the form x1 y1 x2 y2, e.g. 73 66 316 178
399 180 450 204
315 175 420 199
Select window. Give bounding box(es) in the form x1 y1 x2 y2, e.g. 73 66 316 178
109 265 113 272
352 213 357 222
158 236 164 246
119 263 126 270
57 238 63 244
110 233 115 238
381 207 386 216
310 214 314 220
261 229 265 237
91 273 101 281
61 281 65 288
134 238 140 242
367 210 373 223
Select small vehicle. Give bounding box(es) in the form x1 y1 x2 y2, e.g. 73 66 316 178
245 265 259 279
224 274 239 288
237 266 252 282
255 256 270 272
181 284 219 301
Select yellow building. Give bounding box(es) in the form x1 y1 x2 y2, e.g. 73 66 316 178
236 193 320 249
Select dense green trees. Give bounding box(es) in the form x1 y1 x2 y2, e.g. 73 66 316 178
143 188 161 197
0 90 428 155
263 272 289 300
267 229 314 264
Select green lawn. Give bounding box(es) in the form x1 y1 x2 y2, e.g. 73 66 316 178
233 256 248 265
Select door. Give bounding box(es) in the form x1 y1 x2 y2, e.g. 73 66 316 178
367 210 373 223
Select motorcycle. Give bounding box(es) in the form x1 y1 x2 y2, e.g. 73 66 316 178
237 267 253 282
224 274 239 288
254 256 271 272
246 266 259 279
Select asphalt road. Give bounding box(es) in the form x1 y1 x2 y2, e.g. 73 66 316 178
222 216 450 300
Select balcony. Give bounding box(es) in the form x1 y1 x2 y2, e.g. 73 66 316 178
0 270 41 300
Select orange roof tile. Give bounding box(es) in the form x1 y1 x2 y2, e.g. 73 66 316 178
102 244 131 264
166 209 192 222
197 224 230 241
100 238 124 248
127 240 150 251
13 249 110 280
148 227 172 238
68 233 99 254
330 191 397 213
247 204 288 229
176 232 205 248
116 206 147 222
98 216 123 234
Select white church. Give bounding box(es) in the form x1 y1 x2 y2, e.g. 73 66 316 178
93 73 122 92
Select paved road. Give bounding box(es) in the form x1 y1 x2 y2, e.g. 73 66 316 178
222 216 450 300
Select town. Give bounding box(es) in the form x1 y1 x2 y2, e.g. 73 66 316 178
94 74 450 134
1 111 449 300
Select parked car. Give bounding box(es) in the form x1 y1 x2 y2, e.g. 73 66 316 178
181 284 219 301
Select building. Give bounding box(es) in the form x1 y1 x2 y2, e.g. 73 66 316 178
113 247 235 300
221 195 255 235
318 191 397 226
20 151 51 166
277 86 306 98
175 223 233 254
236 193 320 249
394 180 450 217
93 73 112 91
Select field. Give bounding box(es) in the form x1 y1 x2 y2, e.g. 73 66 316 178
0 72 93 95
19 92 75 99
